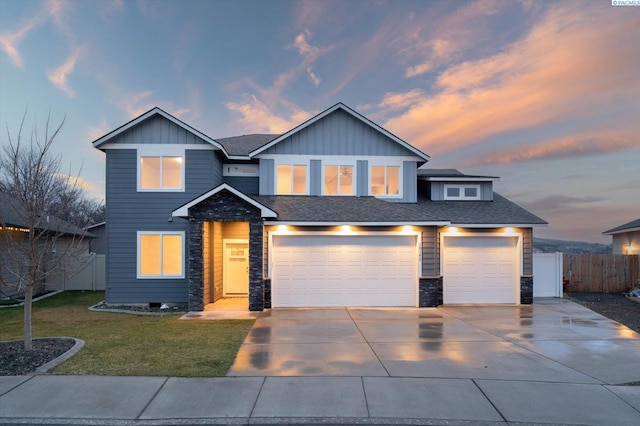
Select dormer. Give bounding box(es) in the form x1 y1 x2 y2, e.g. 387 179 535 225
418 169 498 201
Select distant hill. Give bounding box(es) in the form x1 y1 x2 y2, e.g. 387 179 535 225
533 238 611 254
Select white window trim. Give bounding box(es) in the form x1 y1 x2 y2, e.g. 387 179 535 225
444 184 481 200
137 231 185 279
274 159 310 195
137 146 186 192
223 163 259 177
321 161 357 196
368 161 403 198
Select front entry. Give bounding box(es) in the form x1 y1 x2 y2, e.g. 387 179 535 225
223 239 249 297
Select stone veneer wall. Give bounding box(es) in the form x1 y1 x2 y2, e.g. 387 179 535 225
419 277 443 307
186 191 264 311
520 276 533 304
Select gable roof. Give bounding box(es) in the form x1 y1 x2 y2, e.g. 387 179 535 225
603 218 640 235
248 103 431 161
404 192 548 226
252 195 447 225
92 107 226 153
215 134 280 157
0 193 94 237
172 183 277 218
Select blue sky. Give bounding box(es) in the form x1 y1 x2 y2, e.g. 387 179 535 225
1 0 638 243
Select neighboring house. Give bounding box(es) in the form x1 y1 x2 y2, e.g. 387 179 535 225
86 222 107 254
603 218 640 255
0 193 93 299
93 103 546 311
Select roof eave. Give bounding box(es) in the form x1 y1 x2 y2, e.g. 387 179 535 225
603 226 640 235
92 107 230 157
172 183 277 218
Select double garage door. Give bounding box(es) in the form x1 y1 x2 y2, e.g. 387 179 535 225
270 234 520 307
271 235 417 307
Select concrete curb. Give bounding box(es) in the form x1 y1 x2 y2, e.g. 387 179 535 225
35 338 85 374
0 290 64 309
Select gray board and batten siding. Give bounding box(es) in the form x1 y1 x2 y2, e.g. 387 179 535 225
105 149 222 303
258 109 419 157
105 114 211 146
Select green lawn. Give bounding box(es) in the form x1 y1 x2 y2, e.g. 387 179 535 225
0 291 255 376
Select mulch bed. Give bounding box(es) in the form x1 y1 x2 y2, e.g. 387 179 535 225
566 292 640 333
0 338 75 376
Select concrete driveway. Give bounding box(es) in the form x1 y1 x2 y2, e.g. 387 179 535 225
228 298 640 385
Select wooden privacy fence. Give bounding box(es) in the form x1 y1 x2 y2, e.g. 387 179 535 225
563 254 639 293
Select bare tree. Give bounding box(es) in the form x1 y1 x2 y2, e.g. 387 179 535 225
0 112 92 350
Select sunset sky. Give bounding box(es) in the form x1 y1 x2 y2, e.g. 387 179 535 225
0 0 638 243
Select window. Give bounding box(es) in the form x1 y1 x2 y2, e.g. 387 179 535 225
139 156 183 190
138 232 184 278
223 164 259 177
444 184 481 200
324 165 354 195
277 164 307 194
370 165 400 196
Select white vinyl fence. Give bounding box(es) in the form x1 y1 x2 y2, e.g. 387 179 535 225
46 253 105 291
533 252 563 297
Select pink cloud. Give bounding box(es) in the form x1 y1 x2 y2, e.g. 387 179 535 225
47 46 83 97
381 3 640 155
465 134 639 167
225 95 313 134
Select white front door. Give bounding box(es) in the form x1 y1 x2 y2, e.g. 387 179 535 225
223 240 249 296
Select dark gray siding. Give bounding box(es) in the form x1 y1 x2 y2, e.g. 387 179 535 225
401 161 417 203
109 115 211 145
105 149 222 303
310 160 321 196
260 110 418 156
356 160 368 196
223 176 259 194
430 181 493 201
421 227 439 276
259 159 274 195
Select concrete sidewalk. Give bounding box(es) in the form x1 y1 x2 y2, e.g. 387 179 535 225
1 374 639 425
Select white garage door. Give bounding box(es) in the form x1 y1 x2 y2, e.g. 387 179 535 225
443 236 518 304
271 235 417 307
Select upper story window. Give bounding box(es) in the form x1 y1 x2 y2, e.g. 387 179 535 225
137 231 184 278
444 184 481 200
324 165 354 195
138 147 185 192
370 165 400 196
277 164 307 195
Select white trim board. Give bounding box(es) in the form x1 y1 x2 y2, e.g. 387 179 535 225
172 183 278 218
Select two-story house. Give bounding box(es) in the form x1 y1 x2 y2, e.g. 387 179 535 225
93 103 546 311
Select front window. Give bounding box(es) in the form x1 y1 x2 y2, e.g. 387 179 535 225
140 156 183 190
444 184 481 200
138 232 184 278
370 165 399 196
277 164 307 194
324 165 354 195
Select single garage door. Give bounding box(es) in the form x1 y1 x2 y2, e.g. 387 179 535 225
271 235 417 307
443 236 518 304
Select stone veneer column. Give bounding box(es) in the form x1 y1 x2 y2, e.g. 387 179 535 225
520 275 533 304
419 277 443 307
248 222 264 311
188 220 204 312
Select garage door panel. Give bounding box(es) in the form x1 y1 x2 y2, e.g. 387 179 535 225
272 235 417 307
443 236 518 304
